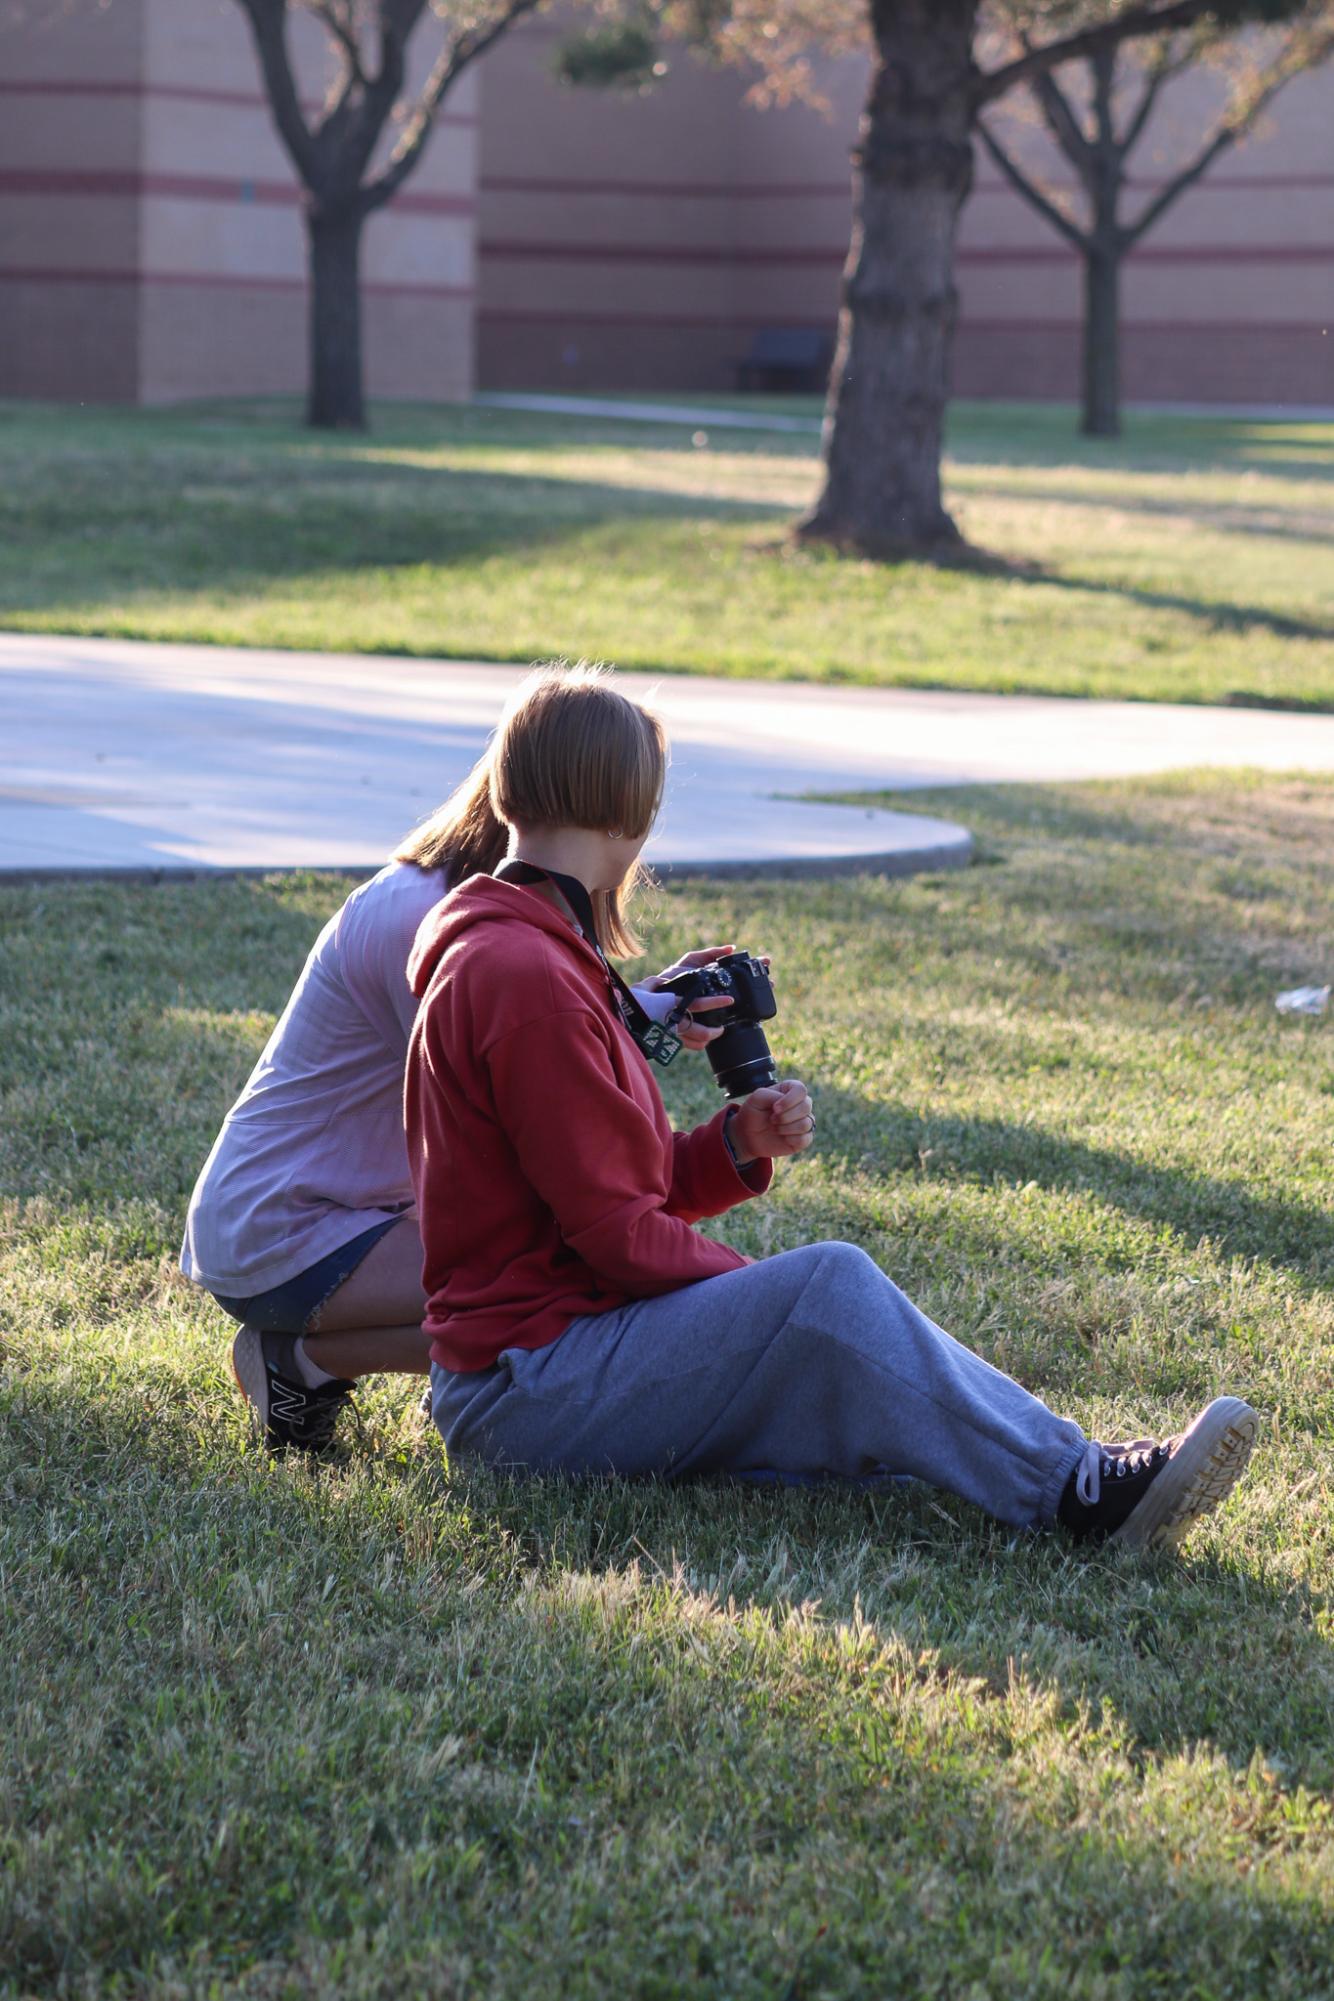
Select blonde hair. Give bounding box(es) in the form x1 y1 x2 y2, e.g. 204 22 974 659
395 661 666 957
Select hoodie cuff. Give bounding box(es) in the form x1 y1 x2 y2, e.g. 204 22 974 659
720 1107 773 1197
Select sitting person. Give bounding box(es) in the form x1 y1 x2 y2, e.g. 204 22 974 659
405 662 1259 1550
180 724 738 1453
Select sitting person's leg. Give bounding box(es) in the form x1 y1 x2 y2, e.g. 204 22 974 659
435 1241 1256 1550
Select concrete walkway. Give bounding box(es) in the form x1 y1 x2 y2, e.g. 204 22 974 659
477 391 1334 432
5 631 1334 879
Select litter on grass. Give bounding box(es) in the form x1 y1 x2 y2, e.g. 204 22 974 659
1275 984 1330 1015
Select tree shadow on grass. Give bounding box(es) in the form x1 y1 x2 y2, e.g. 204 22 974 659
7 421 1333 669
6 861 1331 1982
957 475 1334 548
755 515 1334 654
806 1082 1333 1291
0 452 800 624
4 1356 1332 2001
916 546 1334 647
0 877 347 1213
943 407 1334 485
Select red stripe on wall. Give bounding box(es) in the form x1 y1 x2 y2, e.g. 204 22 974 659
482 240 833 266
959 316 1331 337
482 177 854 200
479 306 1325 336
0 266 474 300
0 78 477 124
480 238 1334 268
479 306 828 331
482 171 1334 200
975 171 1334 195
0 168 474 217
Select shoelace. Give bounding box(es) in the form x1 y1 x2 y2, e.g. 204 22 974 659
291 1380 356 1450
1073 1437 1165 1507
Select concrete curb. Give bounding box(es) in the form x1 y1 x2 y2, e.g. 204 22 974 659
0 825 976 888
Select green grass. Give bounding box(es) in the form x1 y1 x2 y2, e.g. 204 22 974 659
3 770 1333 1998
2 397 1331 707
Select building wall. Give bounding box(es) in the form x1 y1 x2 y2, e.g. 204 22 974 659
2 4 1329 409
475 23 1334 407
476 22 853 393
0 0 146 401
0 0 476 405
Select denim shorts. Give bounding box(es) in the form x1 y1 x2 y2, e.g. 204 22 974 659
211 1216 403 1334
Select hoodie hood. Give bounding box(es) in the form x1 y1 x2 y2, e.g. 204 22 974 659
408 873 603 998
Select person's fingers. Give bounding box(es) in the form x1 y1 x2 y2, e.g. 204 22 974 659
683 994 732 1013
743 1086 783 1110
643 946 731 991
770 1081 815 1147
770 1081 812 1117
772 1094 810 1122
678 1023 724 1049
772 1104 816 1136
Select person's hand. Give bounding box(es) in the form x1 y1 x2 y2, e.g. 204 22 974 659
645 945 774 1052
729 1079 814 1165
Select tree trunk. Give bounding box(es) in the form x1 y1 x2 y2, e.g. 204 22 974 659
799 0 978 558
1081 240 1121 438
307 203 366 430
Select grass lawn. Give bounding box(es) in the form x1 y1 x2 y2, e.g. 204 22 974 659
2 396 1331 708
3 770 1333 1998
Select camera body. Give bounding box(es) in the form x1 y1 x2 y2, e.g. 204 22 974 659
656 951 778 1099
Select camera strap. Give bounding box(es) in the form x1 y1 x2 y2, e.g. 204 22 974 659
492 859 683 1070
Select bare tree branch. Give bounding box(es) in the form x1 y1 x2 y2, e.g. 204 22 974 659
1122 122 1237 239
1122 29 1334 242
310 0 368 87
977 118 1090 247
1028 60 1094 176
364 0 544 210
234 0 319 182
1117 40 1175 151
975 1 1263 106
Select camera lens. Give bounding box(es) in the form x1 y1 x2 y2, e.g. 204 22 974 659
709 1020 778 1099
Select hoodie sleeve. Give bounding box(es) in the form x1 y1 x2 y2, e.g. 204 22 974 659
483 1009 764 1298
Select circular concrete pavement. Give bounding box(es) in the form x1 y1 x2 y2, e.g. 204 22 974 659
5 632 1334 881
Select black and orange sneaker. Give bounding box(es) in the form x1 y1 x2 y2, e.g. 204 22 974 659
231 1327 355 1456
1059 1396 1258 1551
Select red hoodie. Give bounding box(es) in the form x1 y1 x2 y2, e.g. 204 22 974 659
405 875 772 1372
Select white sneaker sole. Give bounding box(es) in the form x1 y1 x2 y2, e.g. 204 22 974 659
1112 1395 1259 1551
230 1325 272 1434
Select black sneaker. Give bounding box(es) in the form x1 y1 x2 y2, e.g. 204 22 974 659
231 1326 355 1456
1059 1395 1258 1551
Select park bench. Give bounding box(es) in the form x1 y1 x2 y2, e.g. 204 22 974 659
734 327 833 394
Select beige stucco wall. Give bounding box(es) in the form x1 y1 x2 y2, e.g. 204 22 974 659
1 3 1329 408
475 21 1334 406
0 0 145 399
0 0 476 405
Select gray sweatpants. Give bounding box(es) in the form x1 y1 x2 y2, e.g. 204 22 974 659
431 1242 1087 1529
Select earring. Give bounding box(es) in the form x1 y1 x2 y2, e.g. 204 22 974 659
607 828 624 840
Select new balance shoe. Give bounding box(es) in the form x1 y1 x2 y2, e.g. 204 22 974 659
231 1326 355 1456
1059 1395 1258 1551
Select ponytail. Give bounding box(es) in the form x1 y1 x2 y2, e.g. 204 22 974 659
393 759 508 889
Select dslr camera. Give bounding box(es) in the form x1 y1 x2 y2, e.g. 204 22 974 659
657 951 778 1099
